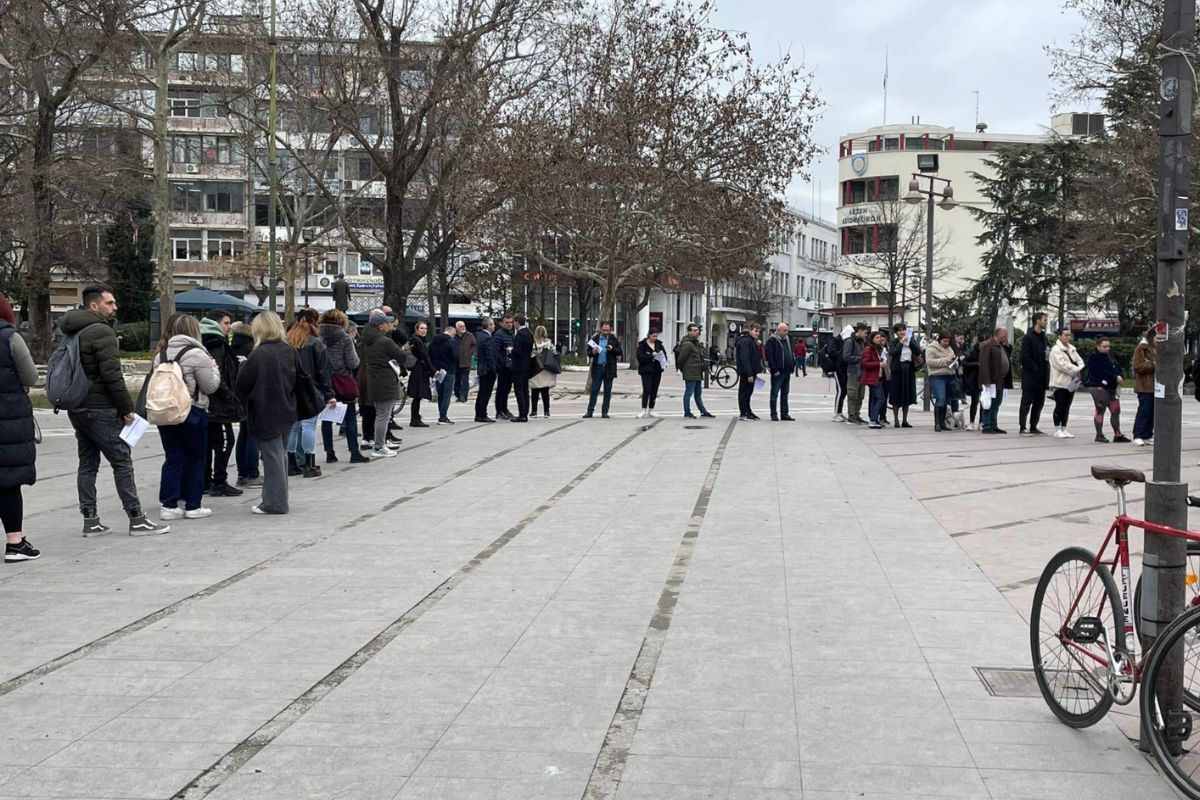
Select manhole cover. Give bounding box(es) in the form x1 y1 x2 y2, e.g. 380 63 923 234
974 667 1041 697
683 425 707 430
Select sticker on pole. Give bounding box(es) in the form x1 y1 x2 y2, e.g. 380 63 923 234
1176 208 1189 231
1154 321 1169 342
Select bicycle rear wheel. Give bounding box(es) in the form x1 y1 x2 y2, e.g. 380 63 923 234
715 366 736 389
1030 546 1124 728
1140 604 1200 799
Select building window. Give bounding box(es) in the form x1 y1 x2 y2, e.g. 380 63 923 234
171 233 203 260
206 232 244 260
870 177 899 202
203 182 244 213
170 182 205 213
843 291 873 306
172 51 198 70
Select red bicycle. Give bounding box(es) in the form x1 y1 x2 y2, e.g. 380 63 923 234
1031 465 1200 796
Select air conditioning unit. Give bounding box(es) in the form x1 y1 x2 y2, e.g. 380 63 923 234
342 180 356 191
185 163 200 174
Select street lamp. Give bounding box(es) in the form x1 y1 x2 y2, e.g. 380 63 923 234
903 172 955 410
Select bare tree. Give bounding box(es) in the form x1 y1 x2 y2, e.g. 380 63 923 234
830 197 951 329
487 0 820 326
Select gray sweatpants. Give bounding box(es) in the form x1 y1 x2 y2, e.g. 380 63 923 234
258 433 289 514
373 401 393 451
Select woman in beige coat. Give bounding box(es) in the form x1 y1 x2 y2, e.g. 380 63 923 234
1048 327 1084 438
529 326 557 417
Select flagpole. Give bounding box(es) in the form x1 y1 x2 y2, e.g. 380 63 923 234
883 47 889 125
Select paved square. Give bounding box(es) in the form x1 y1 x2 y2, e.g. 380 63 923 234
0 371 1186 798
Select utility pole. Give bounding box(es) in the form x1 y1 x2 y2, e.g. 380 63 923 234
266 0 279 312
1141 0 1193 754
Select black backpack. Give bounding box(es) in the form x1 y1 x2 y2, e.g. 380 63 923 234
45 327 95 412
819 337 841 374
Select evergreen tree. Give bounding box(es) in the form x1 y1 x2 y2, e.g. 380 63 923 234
104 202 155 324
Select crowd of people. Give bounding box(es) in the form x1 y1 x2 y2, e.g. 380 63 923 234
820 312 1158 444
0 283 1170 566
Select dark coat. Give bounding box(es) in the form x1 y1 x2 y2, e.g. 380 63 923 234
202 332 242 424
636 338 666 375
458 330 476 368
57 309 133 415
362 325 405 404
332 278 351 311
963 344 981 395
407 335 434 400
675 337 706 382
319 323 359 377
475 329 495 376
765 335 795 374
734 333 763 377
841 335 865 374
0 324 35 488
235 340 297 440
587 332 623 379
979 338 1013 388
297 335 334 403
1020 327 1049 388
1086 350 1124 391
510 327 535 375
230 332 254 360
493 326 515 370
429 333 458 374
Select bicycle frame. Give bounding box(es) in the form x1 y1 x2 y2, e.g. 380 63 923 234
1065 482 1200 683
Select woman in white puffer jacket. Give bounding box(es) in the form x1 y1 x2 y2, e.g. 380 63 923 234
1048 326 1084 438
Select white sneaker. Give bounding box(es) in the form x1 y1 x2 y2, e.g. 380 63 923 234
1133 438 1148 447
370 448 397 458
648 411 658 418
1054 429 1067 439
637 410 648 419
833 413 845 422
1062 428 1075 438
159 506 185 520
183 507 213 519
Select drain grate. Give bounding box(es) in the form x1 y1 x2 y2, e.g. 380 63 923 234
974 666 1042 697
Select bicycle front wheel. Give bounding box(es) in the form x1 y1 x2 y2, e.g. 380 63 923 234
1140 604 1200 799
715 366 736 389
1030 546 1124 728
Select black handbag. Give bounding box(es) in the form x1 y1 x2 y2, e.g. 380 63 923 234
293 356 325 420
540 348 562 375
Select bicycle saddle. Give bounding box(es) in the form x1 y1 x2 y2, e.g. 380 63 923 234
1090 465 1145 484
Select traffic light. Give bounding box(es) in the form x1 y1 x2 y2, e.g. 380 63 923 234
572 318 581 330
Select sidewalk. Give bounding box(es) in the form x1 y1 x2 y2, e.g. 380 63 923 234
0 385 1181 799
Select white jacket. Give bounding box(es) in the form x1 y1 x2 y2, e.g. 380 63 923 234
153 334 221 411
1049 340 1083 390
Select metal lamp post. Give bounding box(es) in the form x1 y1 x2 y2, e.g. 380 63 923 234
903 173 955 411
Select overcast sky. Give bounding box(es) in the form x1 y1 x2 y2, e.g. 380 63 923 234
710 0 1092 222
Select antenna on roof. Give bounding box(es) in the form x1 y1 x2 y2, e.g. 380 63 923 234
973 90 981 127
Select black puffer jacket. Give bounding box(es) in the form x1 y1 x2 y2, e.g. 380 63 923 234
201 332 242 424
0 323 35 488
319 323 359 377
57 309 133 415
296 335 334 403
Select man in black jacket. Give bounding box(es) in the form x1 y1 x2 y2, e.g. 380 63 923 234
200 311 243 497
584 321 623 418
1019 312 1049 435
473 318 497 422
735 324 764 420
509 314 534 422
60 285 168 537
765 323 796 421
493 315 515 419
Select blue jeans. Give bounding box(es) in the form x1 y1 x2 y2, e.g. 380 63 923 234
437 373 454 420
159 406 209 511
931 375 951 408
770 372 790 417
288 415 318 456
322 400 360 456
683 380 709 415
1134 392 1155 440
587 372 614 415
235 422 260 480
983 390 1004 430
868 383 886 424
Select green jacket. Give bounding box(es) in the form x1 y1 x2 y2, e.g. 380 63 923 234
362 325 405 403
675 337 706 382
57 309 133 416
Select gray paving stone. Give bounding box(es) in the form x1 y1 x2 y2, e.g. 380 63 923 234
0 765 197 799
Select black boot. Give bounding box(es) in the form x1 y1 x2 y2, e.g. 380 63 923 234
934 407 944 432
287 452 302 476
302 453 322 478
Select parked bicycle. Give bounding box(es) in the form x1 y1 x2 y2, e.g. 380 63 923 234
705 357 737 389
1031 465 1200 797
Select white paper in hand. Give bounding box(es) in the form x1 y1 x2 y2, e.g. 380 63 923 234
754 376 766 392
317 403 348 424
120 414 151 448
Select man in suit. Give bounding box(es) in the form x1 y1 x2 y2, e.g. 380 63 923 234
584 321 623 418
332 274 351 312
493 315 515 419
473 318 496 423
734 323 764 420
509 314 534 422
